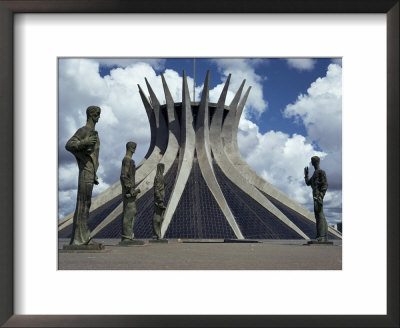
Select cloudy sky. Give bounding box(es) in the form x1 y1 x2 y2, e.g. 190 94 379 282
58 58 342 224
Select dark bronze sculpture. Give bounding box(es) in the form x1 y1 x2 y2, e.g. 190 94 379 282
152 163 166 240
64 106 103 248
120 141 143 245
304 156 329 242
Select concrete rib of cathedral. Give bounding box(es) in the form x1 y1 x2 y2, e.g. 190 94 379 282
59 71 342 240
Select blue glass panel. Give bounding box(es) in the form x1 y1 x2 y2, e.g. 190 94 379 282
165 160 236 239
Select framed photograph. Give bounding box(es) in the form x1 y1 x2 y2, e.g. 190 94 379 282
1 1 398 327
56 55 343 270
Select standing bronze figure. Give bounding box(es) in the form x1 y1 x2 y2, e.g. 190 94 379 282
65 106 101 246
120 141 141 244
304 156 329 242
152 163 166 240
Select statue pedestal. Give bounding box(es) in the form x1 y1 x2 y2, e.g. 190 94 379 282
306 240 334 246
119 239 145 246
149 239 168 243
62 243 105 251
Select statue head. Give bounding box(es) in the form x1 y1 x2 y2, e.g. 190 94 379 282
86 106 101 123
311 156 320 168
126 141 137 154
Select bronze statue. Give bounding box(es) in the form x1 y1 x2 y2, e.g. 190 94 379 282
304 156 329 242
120 141 141 244
65 106 101 246
152 163 166 240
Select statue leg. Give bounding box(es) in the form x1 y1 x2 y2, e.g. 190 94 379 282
314 200 328 241
155 215 162 239
152 212 158 239
153 205 161 239
318 203 328 239
122 197 136 240
152 206 163 239
70 172 93 245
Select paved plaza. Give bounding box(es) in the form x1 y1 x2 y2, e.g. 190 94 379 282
58 238 342 270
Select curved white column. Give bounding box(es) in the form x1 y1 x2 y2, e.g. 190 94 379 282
136 83 158 167
161 71 196 237
134 79 168 183
210 79 310 239
120 74 181 202
195 72 243 239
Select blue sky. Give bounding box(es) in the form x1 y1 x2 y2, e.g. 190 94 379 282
59 58 342 224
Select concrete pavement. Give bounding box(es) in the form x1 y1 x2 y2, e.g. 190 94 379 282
58 238 342 270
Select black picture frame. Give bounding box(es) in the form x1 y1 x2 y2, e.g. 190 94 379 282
1 1 398 327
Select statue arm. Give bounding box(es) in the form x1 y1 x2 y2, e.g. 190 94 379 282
154 193 163 207
120 158 132 191
304 167 311 185
129 162 140 196
319 171 328 196
65 128 90 153
65 136 82 153
154 180 165 207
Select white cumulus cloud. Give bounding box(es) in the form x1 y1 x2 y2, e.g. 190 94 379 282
286 58 316 71
284 63 342 155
